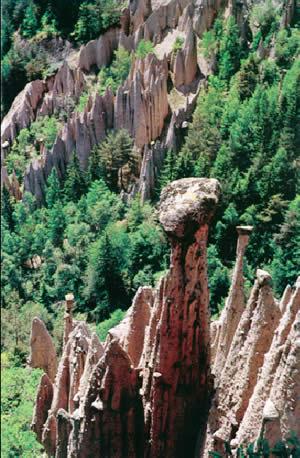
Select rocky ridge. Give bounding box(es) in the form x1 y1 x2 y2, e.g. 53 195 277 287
29 178 299 457
1 0 223 203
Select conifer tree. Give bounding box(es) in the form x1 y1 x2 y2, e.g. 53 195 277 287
63 153 87 202
218 16 242 82
47 201 65 247
2 187 14 231
45 168 61 209
21 2 39 38
158 150 177 193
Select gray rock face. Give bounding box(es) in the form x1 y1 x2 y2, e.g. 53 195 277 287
1 80 46 148
212 225 253 376
23 53 169 204
159 177 221 238
2 0 224 205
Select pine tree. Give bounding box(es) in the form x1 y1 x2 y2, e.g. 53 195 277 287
47 201 65 247
46 168 61 209
98 129 135 192
63 153 87 202
271 196 300 294
87 146 103 184
218 16 242 83
236 55 259 101
157 149 177 194
2 187 14 231
21 2 39 38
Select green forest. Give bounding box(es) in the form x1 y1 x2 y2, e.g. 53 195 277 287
1 0 300 455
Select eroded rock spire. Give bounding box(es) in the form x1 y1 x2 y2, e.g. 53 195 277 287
31 177 221 457
212 225 253 376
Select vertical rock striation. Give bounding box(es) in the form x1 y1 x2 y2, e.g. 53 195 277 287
204 265 299 456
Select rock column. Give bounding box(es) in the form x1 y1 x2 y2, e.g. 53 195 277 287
63 293 74 347
212 225 253 376
142 177 221 458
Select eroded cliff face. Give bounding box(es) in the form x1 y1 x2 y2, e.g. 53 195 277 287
1 0 224 204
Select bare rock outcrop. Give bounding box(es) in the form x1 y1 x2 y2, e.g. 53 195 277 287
204 267 300 456
78 28 124 72
1 80 46 148
23 54 169 204
204 270 281 454
263 310 300 447
235 283 300 447
1 62 85 151
172 19 198 89
31 373 53 442
109 286 154 367
114 53 169 148
141 177 221 458
28 317 57 383
38 62 86 117
212 225 253 374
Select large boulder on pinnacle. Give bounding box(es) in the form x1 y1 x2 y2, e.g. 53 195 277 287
159 177 221 239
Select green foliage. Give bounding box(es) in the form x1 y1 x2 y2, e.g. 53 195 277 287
1 365 43 457
271 196 300 295
4 116 61 182
218 16 242 82
73 0 123 43
173 12 300 303
156 149 178 196
233 433 300 457
38 7 59 39
76 91 90 112
207 245 230 315
21 1 38 38
63 153 87 202
96 309 125 341
275 28 300 68
45 168 62 209
92 129 138 192
136 39 155 59
249 0 280 40
98 46 132 95
172 36 184 54
1 172 168 324
1 0 125 116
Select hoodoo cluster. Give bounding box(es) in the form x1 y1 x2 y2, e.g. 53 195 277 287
29 178 299 457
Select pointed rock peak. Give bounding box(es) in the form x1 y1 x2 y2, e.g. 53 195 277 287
29 317 57 382
263 398 279 420
70 321 91 340
103 339 133 368
159 177 221 238
184 19 195 47
90 332 104 353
